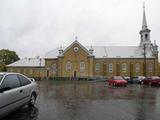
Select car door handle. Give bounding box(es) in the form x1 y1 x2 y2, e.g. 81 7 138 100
20 90 23 93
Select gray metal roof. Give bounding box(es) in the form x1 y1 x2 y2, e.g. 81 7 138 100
44 46 154 59
7 58 45 67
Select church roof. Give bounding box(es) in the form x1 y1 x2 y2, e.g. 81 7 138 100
44 46 154 59
7 57 45 67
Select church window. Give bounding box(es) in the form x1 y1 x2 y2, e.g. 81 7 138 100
135 63 140 72
66 61 72 71
80 61 85 72
122 63 127 72
108 63 113 73
52 63 57 71
145 34 148 40
147 63 153 72
95 63 100 71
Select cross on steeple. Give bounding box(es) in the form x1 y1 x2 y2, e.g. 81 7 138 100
75 36 78 41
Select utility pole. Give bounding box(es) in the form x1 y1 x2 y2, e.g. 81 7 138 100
143 44 147 77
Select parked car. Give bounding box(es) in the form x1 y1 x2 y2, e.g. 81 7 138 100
123 76 131 84
141 76 160 86
131 76 146 84
0 72 39 118
108 76 127 86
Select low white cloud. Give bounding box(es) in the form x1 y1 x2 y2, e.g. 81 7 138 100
0 0 159 58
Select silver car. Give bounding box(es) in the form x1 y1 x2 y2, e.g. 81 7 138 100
0 72 38 118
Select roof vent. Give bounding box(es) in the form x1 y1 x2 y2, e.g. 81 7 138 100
89 46 94 56
58 46 63 56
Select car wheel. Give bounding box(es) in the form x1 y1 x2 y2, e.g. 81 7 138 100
28 93 36 107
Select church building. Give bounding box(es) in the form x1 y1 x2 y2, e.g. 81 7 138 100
7 5 159 79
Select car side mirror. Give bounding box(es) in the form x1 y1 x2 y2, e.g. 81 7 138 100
0 87 11 93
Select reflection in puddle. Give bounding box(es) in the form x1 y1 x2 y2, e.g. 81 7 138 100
3 81 160 120
4 106 38 120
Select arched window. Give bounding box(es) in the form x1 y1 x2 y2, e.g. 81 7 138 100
95 63 100 71
135 63 140 72
147 63 153 72
66 61 72 71
80 61 85 72
52 63 57 71
145 34 148 40
122 63 127 72
108 63 113 73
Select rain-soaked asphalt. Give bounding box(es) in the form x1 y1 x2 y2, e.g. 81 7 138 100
3 81 160 120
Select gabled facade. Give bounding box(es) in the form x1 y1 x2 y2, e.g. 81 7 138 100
44 5 158 78
7 5 159 79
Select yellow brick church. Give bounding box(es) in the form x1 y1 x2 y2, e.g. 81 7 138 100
7 6 159 79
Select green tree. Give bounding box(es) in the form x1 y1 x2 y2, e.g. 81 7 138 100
0 49 20 71
0 63 6 71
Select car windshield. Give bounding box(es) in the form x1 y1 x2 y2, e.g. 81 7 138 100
0 75 4 83
114 76 123 80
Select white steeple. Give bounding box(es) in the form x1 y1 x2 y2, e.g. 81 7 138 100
139 3 151 47
142 3 148 30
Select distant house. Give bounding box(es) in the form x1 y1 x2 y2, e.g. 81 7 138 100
6 57 45 79
6 6 159 79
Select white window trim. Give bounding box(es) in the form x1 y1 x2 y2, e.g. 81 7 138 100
122 63 127 73
147 63 153 72
52 63 57 72
66 61 72 72
135 63 140 72
80 61 85 72
95 63 100 71
108 63 113 73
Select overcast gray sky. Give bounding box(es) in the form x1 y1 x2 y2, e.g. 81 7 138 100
0 0 159 58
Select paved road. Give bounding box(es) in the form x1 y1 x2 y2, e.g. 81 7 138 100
3 81 160 120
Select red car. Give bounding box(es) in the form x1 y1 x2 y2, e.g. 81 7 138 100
108 76 127 86
141 76 160 86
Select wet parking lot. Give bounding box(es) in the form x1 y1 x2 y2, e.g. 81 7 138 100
3 81 160 120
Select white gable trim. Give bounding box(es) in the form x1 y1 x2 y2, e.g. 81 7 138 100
62 40 90 55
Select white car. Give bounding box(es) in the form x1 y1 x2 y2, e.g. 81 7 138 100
0 72 38 118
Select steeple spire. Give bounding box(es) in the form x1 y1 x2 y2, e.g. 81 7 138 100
139 3 151 47
142 2 148 30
